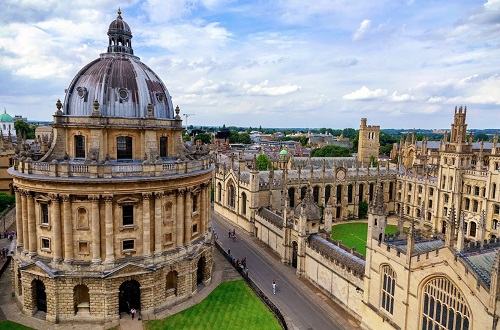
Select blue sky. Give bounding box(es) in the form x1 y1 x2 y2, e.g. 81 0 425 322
1 0 500 129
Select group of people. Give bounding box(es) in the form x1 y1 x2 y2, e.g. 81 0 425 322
228 250 249 278
1 230 15 240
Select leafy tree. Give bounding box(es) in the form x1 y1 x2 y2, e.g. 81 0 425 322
256 153 271 171
380 144 393 156
14 120 35 139
311 145 351 157
342 128 357 139
474 133 490 142
194 133 211 144
351 132 359 153
358 201 368 219
0 193 15 212
238 133 252 144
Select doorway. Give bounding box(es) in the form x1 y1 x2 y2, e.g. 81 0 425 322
119 280 141 314
35 280 47 313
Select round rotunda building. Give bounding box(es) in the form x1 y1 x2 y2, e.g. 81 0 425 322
9 10 213 324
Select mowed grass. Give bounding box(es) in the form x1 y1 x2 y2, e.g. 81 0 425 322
146 280 281 330
331 222 398 256
0 321 33 329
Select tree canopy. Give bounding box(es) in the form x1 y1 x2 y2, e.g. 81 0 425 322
14 120 35 139
194 133 212 144
311 145 351 157
256 153 271 171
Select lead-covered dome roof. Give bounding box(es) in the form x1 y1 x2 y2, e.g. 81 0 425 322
63 9 174 119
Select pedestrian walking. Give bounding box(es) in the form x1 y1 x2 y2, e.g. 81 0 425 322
228 248 231 256
130 308 136 319
272 279 276 294
228 229 231 238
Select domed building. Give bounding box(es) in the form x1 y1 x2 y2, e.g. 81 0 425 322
0 109 16 136
9 10 213 324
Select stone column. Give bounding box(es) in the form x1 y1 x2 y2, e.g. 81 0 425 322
27 192 36 256
154 192 164 256
200 184 207 235
14 187 23 248
103 195 114 264
50 194 62 263
176 189 185 247
90 195 101 263
21 190 28 253
62 194 73 263
142 193 152 258
184 189 193 243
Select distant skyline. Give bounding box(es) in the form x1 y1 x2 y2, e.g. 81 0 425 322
1 1 500 129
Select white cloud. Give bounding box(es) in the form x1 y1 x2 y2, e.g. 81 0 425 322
343 86 387 100
390 91 414 102
353 19 371 41
244 80 301 96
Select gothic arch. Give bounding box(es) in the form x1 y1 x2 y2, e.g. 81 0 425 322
419 275 471 330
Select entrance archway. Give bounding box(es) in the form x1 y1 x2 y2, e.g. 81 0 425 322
34 280 47 313
119 280 140 314
197 257 205 286
292 241 298 268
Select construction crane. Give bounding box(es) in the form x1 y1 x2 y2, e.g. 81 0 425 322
183 113 195 133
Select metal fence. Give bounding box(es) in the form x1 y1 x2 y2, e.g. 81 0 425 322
214 240 288 330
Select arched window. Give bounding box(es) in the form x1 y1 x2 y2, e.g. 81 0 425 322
288 187 295 208
75 135 85 158
421 277 470 330
324 186 331 203
241 192 247 215
117 136 132 159
493 183 497 199
301 187 307 200
427 212 432 221
217 183 222 202
166 271 178 297
347 185 353 204
369 183 374 201
389 182 394 200
359 184 364 202
416 209 421 218
381 265 396 315
77 207 89 229
493 220 498 230
313 186 319 203
228 184 235 208
469 222 477 237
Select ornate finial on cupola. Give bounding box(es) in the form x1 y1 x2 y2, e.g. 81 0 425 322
55 99 63 116
118 7 122 17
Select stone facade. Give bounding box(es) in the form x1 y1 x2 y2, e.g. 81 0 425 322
9 10 213 325
357 118 380 165
214 108 500 329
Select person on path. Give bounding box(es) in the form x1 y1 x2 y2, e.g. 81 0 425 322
272 279 276 294
130 308 136 319
228 229 231 238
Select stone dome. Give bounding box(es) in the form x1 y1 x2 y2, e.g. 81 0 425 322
63 9 174 119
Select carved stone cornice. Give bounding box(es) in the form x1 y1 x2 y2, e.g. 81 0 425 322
49 193 59 202
155 191 164 199
89 195 100 203
177 188 187 196
60 194 71 203
103 195 113 203
142 193 152 200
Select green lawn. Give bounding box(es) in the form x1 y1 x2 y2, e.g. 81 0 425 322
331 222 398 256
0 321 32 329
146 280 281 330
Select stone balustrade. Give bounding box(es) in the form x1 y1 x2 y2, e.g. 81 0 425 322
13 156 211 179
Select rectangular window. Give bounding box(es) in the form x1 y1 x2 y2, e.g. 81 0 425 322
41 238 50 250
428 199 433 208
164 232 173 243
117 136 133 159
192 224 198 234
160 136 168 158
78 241 89 255
41 204 49 224
473 200 478 212
123 240 134 251
444 194 449 203
75 135 86 158
122 205 134 226
465 199 470 210
429 188 434 196
475 186 480 196
495 205 500 215
192 194 198 213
